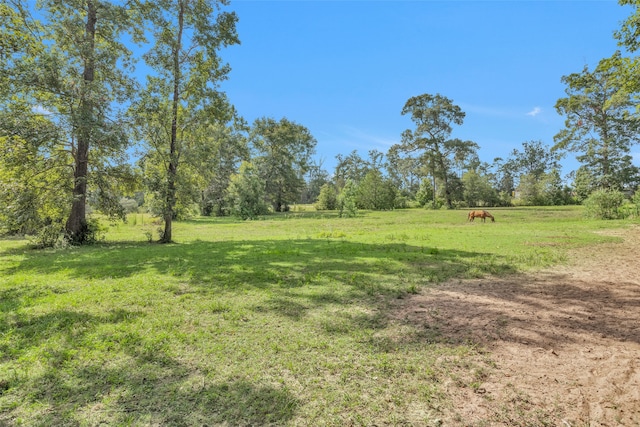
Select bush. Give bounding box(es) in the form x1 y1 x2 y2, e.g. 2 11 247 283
315 183 338 210
64 218 106 246
226 162 270 220
415 178 434 207
29 222 65 249
583 189 626 219
338 180 358 218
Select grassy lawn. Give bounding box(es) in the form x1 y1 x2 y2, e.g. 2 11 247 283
0 206 633 426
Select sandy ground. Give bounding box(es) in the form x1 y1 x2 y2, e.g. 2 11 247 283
394 226 640 426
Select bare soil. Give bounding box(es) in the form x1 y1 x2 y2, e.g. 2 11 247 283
394 226 640 426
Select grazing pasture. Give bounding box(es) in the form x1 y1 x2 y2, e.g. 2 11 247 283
0 207 635 425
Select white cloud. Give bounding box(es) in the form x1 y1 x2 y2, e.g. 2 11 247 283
526 107 542 117
343 126 398 149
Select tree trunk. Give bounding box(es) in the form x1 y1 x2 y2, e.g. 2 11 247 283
161 0 185 243
434 145 453 209
65 0 97 244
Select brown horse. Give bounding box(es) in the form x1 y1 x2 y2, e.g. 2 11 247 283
468 210 495 222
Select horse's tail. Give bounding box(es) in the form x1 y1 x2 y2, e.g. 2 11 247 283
468 211 473 221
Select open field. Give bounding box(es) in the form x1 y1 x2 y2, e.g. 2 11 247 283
1 207 638 426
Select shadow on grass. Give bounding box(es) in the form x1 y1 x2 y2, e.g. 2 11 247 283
0 238 515 424
3 238 516 287
0 304 298 426
2 238 518 331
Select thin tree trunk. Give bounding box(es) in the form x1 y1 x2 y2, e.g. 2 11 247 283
434 145 452 208
162 0 184 243
65 0 97 243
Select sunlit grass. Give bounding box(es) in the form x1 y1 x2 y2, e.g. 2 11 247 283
0 206 634 425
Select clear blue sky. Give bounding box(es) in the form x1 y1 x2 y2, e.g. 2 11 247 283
219 0 635 178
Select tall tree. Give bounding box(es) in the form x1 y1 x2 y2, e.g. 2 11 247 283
1 0 140 244
509 140 562 181
137 0 239 242
462 169 499 207
200 124 249 216
300 159 330 204
554 53 640 191
615 0 640 53
334 150 368 190
357 169 397 210
386 145 422 199
395 93 478 208
251 117 316 212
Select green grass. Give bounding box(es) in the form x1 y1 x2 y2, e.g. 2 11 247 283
0 206 634 425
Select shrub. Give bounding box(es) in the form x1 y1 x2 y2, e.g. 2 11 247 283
315 183 338 210
583 189 626 219
29 222 65 249
226 162 270 220
415 178 434 207
338 180 358 218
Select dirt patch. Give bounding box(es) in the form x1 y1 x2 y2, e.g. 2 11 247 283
394 226 640 426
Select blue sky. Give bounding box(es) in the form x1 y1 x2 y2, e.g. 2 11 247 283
219 0 635 177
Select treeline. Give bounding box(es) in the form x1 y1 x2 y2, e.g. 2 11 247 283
1 0 640 246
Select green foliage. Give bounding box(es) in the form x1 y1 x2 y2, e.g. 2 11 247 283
251 117 317 212
462 170 499 207
119 198 139 214
333 150 369 189
315 183 338 210
135 0 240 242
394 93 479 208
28 221 65 249
200 125 249 216
0 107 71 236
338 180 358 218
226 162 270 220
357 170 397 210
516 170 573 206
555 53 640 192
621 190 640 218
64 217 107 246
415 178 434 207
583 189 626 219
1 0 140 243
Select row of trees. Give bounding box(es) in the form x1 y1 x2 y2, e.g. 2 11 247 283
2 0 640 246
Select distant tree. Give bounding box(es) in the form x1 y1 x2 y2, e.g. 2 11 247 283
490 157 516 196
357 169 397 210
250 117 316 212
200 124 249 216
386 145 422 199
395 93 479 208
338 179 358 218
301 160 330 204
226 162 269 219
334 150 369 190
510 140 562 181
571 166 598 202
315 183 338 210
415 178 435 208
462 170 499 207
517 169 571 206
135 0 239 242
555 53 640 192
542 169 573 206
